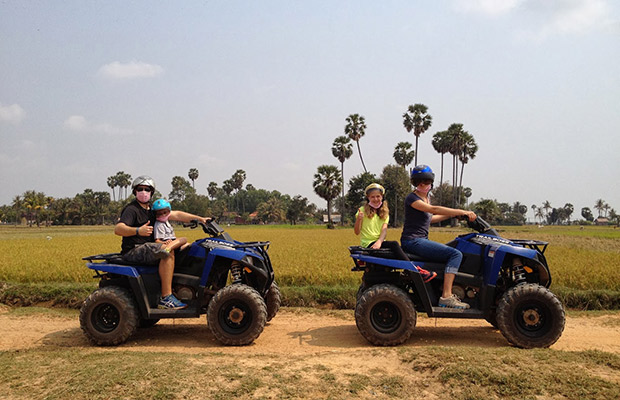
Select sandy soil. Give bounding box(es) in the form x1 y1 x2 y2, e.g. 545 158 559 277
1 306 619 355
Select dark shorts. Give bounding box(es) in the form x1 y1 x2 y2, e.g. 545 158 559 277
122 242 163 265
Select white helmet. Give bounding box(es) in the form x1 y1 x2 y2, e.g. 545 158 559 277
131 175 156 193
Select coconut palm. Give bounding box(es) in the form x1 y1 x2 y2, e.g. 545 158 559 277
402 103 432 166
594 199 606 218
344 114 368 173
332 136 353 225
313 165 342 227
445 123 467 208
393 142 415 171
188 168 199 189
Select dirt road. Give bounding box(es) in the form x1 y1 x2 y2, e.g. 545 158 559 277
1 306 619 355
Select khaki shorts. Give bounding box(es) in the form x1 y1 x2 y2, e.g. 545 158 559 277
122 242 163 265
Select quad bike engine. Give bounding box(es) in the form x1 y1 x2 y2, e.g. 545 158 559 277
174 285 196 301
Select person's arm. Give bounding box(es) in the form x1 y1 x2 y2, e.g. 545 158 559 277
431 214 452 224
411 200 476 221
114 221 153 237
370 223 388 249
169 210 211 224
354 208 364 235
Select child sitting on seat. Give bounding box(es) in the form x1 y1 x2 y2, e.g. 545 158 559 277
152 199 190 258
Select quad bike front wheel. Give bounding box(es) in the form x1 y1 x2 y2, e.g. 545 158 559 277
79 286 139 346
207 284 267 346
355 283 417 346
265 282 281 322
496 283 565 349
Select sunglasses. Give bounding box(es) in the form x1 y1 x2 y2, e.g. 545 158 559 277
135 187 152 192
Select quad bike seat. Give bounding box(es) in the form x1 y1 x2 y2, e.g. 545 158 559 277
82 253 158 267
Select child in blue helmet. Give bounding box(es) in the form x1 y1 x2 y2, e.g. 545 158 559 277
152 199 189 258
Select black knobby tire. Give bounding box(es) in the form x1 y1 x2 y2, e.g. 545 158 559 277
356 282 368 303
79 286 139 346
207 284 267 346
496 283 565 349
355 283 417 346
265 282 281 322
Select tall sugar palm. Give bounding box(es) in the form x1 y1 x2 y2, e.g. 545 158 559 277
188 168 199 189
458 133 478 189
446 123 467 208
313 165 342 227
431 130 451 185
393 142 415 171
594 199 606 218
402 103 432 166
332 136 353 225
107 175 117 201
345 114 368 173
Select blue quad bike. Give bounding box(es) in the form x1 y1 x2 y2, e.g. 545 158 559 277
79 220 280 346
349 217 565 349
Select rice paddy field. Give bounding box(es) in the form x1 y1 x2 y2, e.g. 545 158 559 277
1 223 619 293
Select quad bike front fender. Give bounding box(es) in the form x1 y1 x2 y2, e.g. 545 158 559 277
485 244 550 287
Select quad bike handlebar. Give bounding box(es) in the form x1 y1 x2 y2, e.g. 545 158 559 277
183 219 227 237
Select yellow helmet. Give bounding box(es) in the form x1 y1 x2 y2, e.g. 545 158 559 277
364 183 385 196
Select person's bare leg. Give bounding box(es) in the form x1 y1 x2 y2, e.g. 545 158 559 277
442 273 456 298
159 252 175 297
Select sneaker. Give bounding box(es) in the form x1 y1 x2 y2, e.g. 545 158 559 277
154 247 171 259
439 294 470 309
158 294 187 310
416 266 437 283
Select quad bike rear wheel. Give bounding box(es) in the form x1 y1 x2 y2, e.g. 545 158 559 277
355 283 416 346
265 282 281 322
207 284 267 346
497 283 565 348
79 286 139 346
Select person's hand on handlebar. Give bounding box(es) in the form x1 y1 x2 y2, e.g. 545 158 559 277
461 211 477 222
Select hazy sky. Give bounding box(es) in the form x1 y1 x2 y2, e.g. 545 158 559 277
1 0 619 221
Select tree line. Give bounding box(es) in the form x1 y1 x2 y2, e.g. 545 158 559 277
0 169 318 226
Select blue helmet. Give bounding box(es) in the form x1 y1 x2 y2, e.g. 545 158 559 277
411 165 435 184
152 198 171 211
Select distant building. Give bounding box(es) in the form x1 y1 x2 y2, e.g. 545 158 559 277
595 217 609 226
323 214 341 223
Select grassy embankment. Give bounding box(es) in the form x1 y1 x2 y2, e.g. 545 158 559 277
0 224 619 309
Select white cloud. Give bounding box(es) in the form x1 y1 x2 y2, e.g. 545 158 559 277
543 0 611 35
97 60 164 79
0 103 26 124
454 0 617 37
63 115 133 135
452 0 525 17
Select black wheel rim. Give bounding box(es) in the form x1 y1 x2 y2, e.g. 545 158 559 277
514 301 550 338
370 301 402 334
218 299 253 335
91 303 120 333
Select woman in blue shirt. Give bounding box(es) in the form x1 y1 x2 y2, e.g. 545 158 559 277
401 165 476 309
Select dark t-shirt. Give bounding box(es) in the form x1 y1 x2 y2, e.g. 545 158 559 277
401 192 432 241
117 200 156 254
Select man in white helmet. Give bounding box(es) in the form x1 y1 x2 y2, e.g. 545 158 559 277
114 175 210 309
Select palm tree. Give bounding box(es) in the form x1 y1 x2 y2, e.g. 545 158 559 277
594 199 605 218
458 133 478 194
313 165 342 227
11 195 23 225
393 142 415 171
344 114 368 173
431 131 451 185
445 123 467 208
402 103 432 166
107 175 117 201
542 201 552 223
332 136 353 225
188 168 199 189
